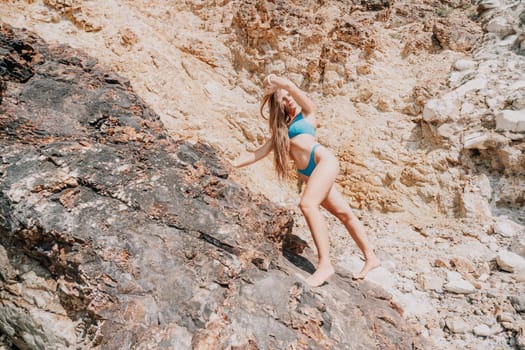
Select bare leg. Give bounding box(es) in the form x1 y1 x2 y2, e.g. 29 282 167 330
321 186 380 279
299 148 339 287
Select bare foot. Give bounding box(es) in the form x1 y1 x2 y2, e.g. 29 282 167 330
353 256 381 280
305 264 335 287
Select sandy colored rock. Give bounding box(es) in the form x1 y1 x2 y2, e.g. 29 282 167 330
446 317 471 334
496 251 525 273
496 110 525 132
494 216 524 238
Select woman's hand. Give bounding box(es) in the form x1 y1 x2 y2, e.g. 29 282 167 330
230 159 240 168
231 139 273 168
263 74 276 86
231 152 253 168
264 74 315 115
264 74 292 95
263 74 278 95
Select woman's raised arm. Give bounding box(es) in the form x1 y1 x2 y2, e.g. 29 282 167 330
232 139 273 168
264 74 316 116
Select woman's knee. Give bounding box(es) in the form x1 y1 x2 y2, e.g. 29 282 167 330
299 198 320 215
334 209 355 224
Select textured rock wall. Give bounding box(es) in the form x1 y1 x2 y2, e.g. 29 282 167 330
422 1 525 224
0 1 524 349
0 24 424 349
0 0 490 216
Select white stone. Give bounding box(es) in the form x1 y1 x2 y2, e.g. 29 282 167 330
473 324 492 337
423 97 460 123
446 317 471 334
460 183 493 221
392 291 434 317
498 313 515 323
494 216 524 238
463 132 490 150
444 280 476 294
437 123 461 141
486 17 514 38
496 251 525 273
454 78 487 97
417 274 443 291
496 110 525 132
498 34 518 47
453 59 476 71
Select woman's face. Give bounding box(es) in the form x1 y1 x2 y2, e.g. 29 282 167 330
276 89 298 118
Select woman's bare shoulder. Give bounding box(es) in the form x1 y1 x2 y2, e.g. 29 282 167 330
302 111 316 125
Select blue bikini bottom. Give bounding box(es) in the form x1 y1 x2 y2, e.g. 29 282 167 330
297 144 320 177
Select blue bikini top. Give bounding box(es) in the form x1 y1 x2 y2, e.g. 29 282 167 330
287 113 315 139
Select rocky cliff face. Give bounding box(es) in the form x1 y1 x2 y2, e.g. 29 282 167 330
0 24 425 349
1 0 524 349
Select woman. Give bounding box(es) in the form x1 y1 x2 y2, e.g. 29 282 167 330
233 74 380 287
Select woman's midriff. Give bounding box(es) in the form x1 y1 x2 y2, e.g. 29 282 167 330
289 135 319 170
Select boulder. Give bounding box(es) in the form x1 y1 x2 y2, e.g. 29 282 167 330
496 251 525 273
494 216 524 238
444 280 476 294
496 110 525 132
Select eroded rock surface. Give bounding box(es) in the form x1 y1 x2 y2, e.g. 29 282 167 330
1 1 524 349
0 24 424 349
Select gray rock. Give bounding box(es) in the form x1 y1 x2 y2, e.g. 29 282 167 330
494 216 524 237
454 77 488 97
423 97 460 123
509 295 525 313
416 274 443 292
486 17 515 38
473 324 492 337
496 251 525 273
445 317 471 334
0 245 17 281
444 280 476 294
453 59 476 71
496 110 525 132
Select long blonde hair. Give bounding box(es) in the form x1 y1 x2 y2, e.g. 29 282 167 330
260 92 292 180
